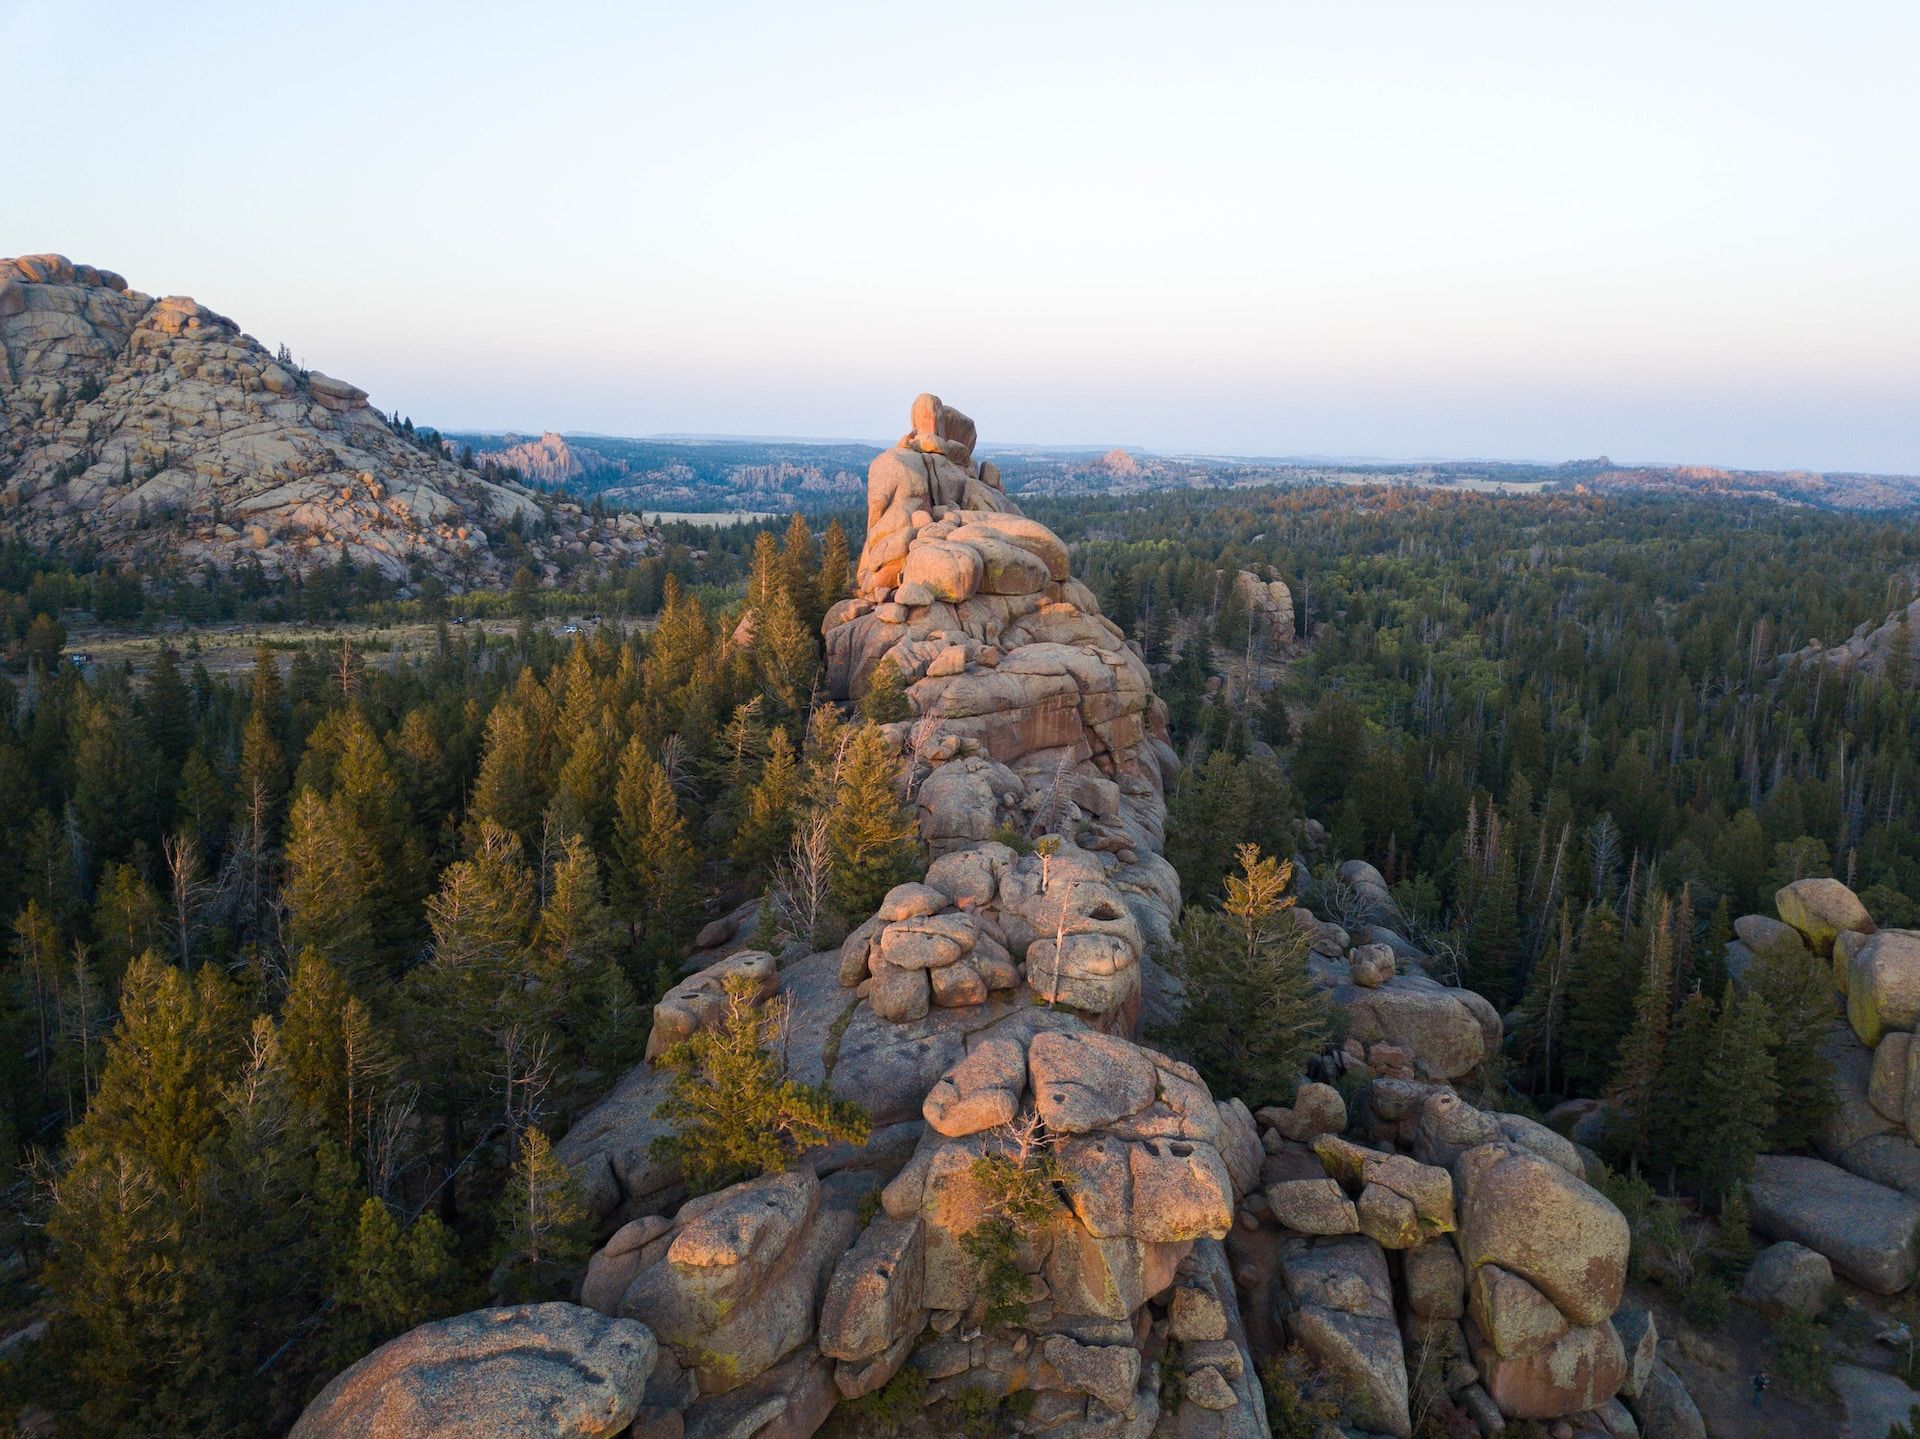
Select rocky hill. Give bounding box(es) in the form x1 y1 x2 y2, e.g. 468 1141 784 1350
291 397 1675 1439
0 254 655 587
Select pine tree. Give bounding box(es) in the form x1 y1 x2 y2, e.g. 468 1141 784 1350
825 723 918 919
284 788 374 979
327 1198 457 1368
90 861 163 993
779 512 818 625
753 582 818 722
1690 981 1779 1210
1650 988 1716 1192
236 704 289 841
1606 899 1676 1174
858 659 911 724
817 519 852 622
491 1127 594 1301
42 955 245 1429
176 747 230 850
1562 903 1634 1094
651 973 870 1194
732 726 801 880
1466 842 1523 1008
1154 845 1335 1106
279 948 394 1157
1749 936 1835 1151
613 738 700 977
1515 903 1574 1094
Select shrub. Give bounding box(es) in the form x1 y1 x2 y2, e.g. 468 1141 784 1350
1772 1310 1835 1400
1679 1272 1731 1329
846 1363 926 1435
1261 1346 1340 1439
961 1113 1067 1329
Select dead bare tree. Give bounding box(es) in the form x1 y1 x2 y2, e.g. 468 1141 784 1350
771 808 835 949
163 832 209 971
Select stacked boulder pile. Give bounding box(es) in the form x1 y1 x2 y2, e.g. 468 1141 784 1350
825 394 1180 951
291 398 1662 1439
0 253 655 586
1728 879 1920 1294
1237 1072 1642 1436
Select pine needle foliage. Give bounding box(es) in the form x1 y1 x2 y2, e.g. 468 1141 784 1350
650 973 870 1195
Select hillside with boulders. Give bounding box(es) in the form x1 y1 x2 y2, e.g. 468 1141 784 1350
288 399 1715 1439
0 254 655 590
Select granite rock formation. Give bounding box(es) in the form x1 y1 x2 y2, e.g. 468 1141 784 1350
0 254 655 587
295 398 1664 1439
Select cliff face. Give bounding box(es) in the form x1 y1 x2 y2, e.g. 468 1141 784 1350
295 398 1644 1439
0 254 654 586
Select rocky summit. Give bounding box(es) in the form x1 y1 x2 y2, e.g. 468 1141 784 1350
0 254 655 586
291 398 1650 1439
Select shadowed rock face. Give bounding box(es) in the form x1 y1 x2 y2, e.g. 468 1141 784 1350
0 253 655 585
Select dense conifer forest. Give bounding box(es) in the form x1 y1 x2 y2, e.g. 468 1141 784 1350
2 483 1917 1433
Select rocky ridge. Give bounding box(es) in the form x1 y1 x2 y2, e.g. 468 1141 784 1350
0 254 655 587
293 399 1651 1439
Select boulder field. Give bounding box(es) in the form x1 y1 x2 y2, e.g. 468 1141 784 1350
292 399 1650 1439
0 253 655 585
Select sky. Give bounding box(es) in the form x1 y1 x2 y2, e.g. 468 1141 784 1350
6 1 1918 472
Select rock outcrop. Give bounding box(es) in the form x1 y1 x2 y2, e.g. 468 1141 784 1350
0 254 655 587
288 1303 656 1439
295 397 1663 1439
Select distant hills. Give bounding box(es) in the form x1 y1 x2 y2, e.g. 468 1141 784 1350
458 427 1920 515
0 255 655 589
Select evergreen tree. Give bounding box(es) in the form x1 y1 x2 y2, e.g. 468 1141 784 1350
732 726 801 880
42 955 244 1429
283 787 375 979
817 519 852 623
651 973 870 1194
1690 981 1779 1209
491 1128 594 1301
1650 988 1716 1192
1562 903 1633 1094
1466 842 1523 1008
825 723 918 918
176 747 230 851
1749 937 1835 1151
326 1198 457 1369
858 659 911 724
1606 899 1676 1174
90 861 163 993
1154 845 1335 1106
613 738 700 978
279 948 393 1157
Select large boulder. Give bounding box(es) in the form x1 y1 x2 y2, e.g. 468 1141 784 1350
1847 929 1920 1047
1275 1236 1411 1438
1748 1154 1920 1293
1453 1142 1629 1326
1467 1315 1627 1421
289 1304 655 1439
1738 1240 1834 1318
1630 1358 1707 1439
613 1168 868 1394
1335 977 1491 1081
1776 876 1874 957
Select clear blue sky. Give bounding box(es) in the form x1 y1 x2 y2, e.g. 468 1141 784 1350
7 1 1917 471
